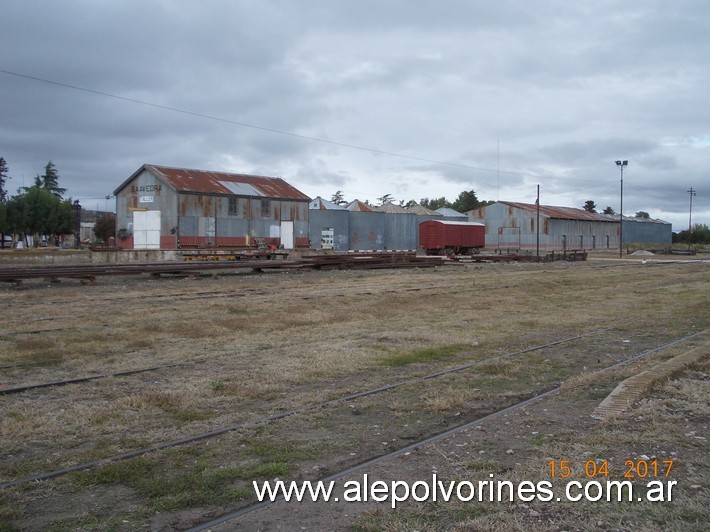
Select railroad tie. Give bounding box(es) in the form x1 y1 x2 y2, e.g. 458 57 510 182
591 339 710 421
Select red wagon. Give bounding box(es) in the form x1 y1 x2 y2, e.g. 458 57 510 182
419 220 485 255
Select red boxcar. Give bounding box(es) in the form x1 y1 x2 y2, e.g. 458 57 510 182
419 220 485 255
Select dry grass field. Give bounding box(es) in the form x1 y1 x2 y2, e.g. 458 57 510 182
0 257 708 531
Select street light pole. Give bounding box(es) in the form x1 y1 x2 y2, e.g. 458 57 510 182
615 160 628 258
73 200 82 249
687 187 696 251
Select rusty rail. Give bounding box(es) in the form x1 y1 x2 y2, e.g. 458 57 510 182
0 252 444 283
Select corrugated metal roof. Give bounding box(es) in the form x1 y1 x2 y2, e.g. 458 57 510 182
135 164 310 200
309 196 346 210
218 181 264 197
436 207 466 217
500 201 618 222
374 202 410 213
406 204 439 216
623 215 671 225
427 220 485 226
346 200 375 212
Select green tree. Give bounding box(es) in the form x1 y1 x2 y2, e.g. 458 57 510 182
635 211 650 219
0 157 8 204
602 206 615 215
673 224 710 245
5 186 75 246
0 203 8 244
377 193 393 205
330 190 347 205
451 190 481 213
0 157 9 247
93 215 116 244
36 160 67 198
420 197 450 210
582 200 597 213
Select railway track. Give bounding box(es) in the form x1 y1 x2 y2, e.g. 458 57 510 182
188 329 709 530
4 327 704 496
0 361 198 395
0 329 608 489
0 252 444 284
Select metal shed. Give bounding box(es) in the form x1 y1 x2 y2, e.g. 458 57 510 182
469 201 620 252
114 164 310 250
622 216 672 245
309 197 349 251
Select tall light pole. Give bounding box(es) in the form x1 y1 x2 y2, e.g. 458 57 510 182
615 160 628 258
687 187 696 251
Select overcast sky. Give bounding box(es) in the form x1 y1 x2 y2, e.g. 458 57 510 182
1 0 708 230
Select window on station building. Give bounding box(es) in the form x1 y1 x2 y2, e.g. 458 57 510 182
260 199 271 217
228 196 238 215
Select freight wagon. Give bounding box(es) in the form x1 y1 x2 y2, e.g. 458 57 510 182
419 220 485 255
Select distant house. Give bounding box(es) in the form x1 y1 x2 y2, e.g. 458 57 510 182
114 164 310 249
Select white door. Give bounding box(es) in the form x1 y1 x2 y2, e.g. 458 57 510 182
133 210 161 249
280 220 294 249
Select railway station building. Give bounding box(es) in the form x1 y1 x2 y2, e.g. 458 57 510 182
114 164 310 250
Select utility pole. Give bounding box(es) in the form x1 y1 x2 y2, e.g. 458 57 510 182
615 160 628 258
73 200 82 249
536 184 540 260
687 187 696 251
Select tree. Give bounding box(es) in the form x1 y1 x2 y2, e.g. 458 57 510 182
602 206 615 215
37 160 67 198
673 224 710 245
451 190 481 213
330 190 347 205
582 200 597 213
377 193 393 205
5 186 75 246
420 197 450 210
635 211 650 219
0 157 9 248
0 157 8 204
93 215 116 245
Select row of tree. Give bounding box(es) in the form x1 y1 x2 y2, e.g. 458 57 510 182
582 199 656 219
330 189 494 213
673 224 710 244
0 158 77 247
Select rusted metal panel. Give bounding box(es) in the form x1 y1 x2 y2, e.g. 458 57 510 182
143 164 310 201
474 202 620 251
349 212 385 250
419 220 485 252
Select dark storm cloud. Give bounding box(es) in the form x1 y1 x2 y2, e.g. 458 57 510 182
1 0 708 228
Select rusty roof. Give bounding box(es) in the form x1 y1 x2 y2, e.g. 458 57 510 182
374 202 410 213
117 164 310 201
500 201 619 222
346 199 375 212
406 203 440 216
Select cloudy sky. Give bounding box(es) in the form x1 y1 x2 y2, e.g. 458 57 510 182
1 0 708 230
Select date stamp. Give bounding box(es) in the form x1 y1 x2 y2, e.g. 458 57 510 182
548 459 674 479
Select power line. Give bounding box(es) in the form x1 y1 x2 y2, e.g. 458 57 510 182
0 68 613 184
